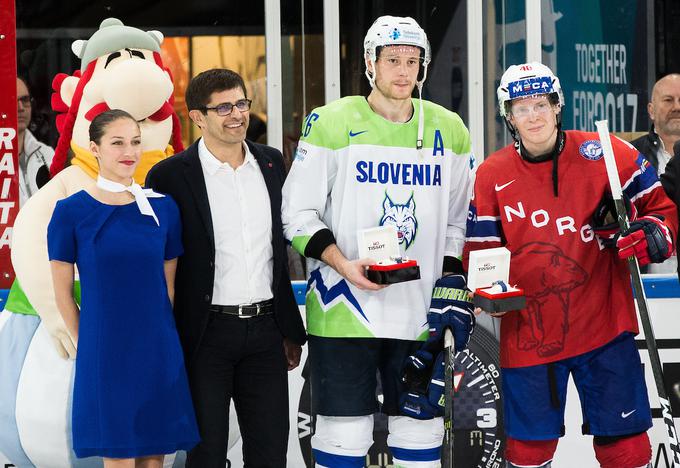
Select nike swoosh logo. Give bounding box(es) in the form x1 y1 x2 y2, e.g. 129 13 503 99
349 130 368 137
494 180 516 191
621 410 636 418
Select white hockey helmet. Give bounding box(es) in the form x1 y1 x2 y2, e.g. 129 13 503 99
497 62 564 117
363 15 431 88
363 16 431 150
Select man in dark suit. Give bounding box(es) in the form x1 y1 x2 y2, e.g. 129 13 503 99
145 68 306 468
660 141 680 282
631 73 680 275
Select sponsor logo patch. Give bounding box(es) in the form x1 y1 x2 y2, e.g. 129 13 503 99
294 147 307 162
508 76 554 99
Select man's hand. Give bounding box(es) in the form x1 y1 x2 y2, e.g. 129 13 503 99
321 244 386 291
617 216 673 266
470 292 507 318
283 338 302 371
592 191 638 248
337 257 386 291
402 348 435 393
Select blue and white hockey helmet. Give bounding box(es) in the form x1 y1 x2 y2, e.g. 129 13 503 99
497 62 564 117
363 15 431 88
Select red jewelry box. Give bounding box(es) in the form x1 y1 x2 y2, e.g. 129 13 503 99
473 285 526 312
366 260 421 284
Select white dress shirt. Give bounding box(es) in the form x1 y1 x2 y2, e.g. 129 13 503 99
198 138 274 305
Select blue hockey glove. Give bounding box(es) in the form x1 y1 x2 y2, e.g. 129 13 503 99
428 274 475 353
402 348 435 394
400 351 446 420
399 390 440 420
427 351 446 412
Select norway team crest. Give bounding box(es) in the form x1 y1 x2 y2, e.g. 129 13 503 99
380 192 418 249
579 140 604 161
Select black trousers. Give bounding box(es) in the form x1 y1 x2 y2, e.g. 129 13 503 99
185 312 289 468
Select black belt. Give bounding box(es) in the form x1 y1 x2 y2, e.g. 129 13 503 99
209 299 274 318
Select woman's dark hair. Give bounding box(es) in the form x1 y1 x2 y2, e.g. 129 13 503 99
89 109 138 144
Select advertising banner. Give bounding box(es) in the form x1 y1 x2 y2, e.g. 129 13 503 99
496 0 649 133
0 0 18 289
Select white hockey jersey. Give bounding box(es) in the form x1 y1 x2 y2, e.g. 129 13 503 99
282 96 474 340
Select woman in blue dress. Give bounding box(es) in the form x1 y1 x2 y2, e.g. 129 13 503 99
47 109 199 467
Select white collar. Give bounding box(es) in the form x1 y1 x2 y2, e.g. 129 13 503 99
96 176 164 226
198 139 256 176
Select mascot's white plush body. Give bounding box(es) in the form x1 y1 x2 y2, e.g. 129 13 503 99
0 19 233 468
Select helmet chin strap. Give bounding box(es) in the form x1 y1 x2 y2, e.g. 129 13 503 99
416 82 424 150
416 62 429 151
365 56 428 151
365 57 377 89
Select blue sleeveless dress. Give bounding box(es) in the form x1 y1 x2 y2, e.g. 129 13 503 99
47 190 199 458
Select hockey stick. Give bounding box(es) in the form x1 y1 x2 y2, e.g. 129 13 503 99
596 120 680 466
442 327 455 468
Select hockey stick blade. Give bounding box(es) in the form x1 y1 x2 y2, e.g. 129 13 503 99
442 327 455 468
596 120 680 466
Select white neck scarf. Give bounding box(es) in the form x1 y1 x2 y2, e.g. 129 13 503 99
96 175 164 226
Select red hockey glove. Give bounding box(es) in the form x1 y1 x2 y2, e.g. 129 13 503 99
616 216 674 266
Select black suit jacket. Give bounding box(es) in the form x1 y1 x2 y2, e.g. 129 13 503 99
630 125 661 171
660 148 680 281
145 139 306 364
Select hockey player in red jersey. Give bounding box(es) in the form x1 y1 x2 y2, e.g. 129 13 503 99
464 62 678 468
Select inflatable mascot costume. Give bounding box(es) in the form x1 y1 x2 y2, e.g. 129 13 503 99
0 18 183 467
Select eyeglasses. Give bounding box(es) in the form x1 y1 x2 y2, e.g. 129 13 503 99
511 101 553 119
203 99 252 116
17 95 33 107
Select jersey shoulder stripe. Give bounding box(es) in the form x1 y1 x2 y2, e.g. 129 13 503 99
300 95 471 154
466 202 502 242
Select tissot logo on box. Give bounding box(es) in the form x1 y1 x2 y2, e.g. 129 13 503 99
367 241 386 252
479 262 496 272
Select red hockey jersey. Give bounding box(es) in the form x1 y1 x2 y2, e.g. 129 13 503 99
464 130 678 368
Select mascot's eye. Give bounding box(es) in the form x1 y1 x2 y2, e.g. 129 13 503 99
129 49 145 59
104 51 122 68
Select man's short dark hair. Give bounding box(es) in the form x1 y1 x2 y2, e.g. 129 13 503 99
185 69 247 112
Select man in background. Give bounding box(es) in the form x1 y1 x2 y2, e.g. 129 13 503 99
17 77 53 205
632 73 680 274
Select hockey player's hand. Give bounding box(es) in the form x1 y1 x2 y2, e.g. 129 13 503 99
427 274 475 353
617 216 674 266
592 191 637 247
321 244 386 291
339 257 387 291
471 293 507 318
399 349 444 419
402 348 436 393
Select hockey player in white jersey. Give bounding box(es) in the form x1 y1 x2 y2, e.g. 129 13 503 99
282 16 475 467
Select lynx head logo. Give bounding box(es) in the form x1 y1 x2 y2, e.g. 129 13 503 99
380 192 418 249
